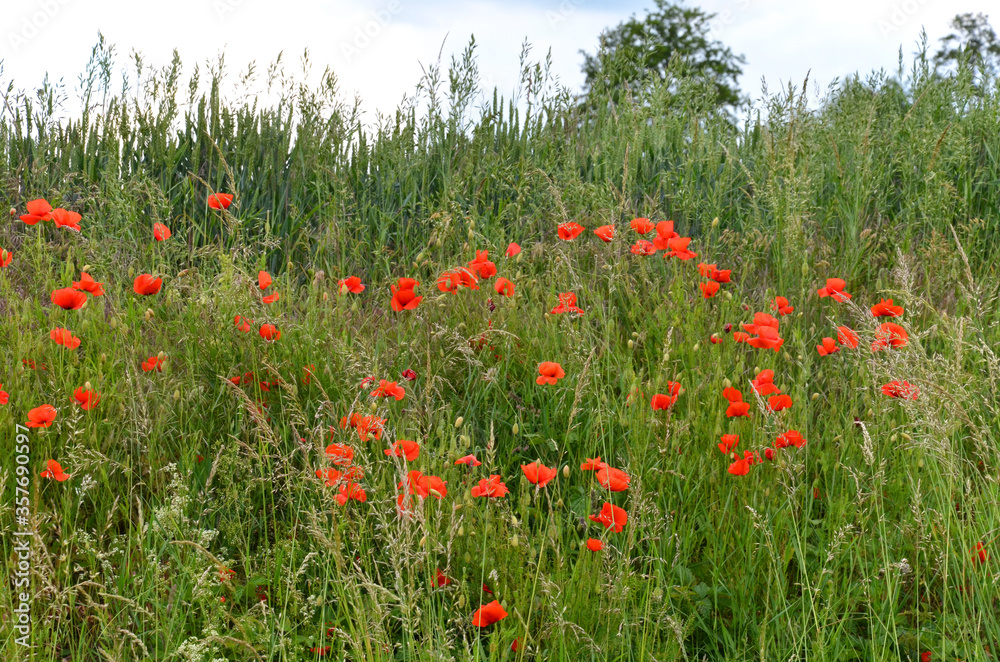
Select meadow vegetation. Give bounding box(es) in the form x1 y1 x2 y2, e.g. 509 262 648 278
1 33 999 661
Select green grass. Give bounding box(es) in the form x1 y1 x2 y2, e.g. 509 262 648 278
1 38 999 661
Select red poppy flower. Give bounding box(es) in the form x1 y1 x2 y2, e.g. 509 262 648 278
207 192 234 209
872 322 908 350
536 362 565 385
817 277 851 301
51 208 82 232
651 392 677 410
651 220 679 251
630 217 654 234
371 379 405 400
255 271 271 290
325 443 355 465
770 296 794 315
718 434 739 454
775 430 806 449
871 298 904 317
665 236 697 260
259 323 280 341
697 263 716 278
40 459 70 481
505 242 521 257
471 475 509 498
401 369 417 381
0 383 8 405
437 268 477 294
816 337 839 356
133 274 162 295
262 292 279 304
384 439 420 461
733 331 750 343
0 248 11 267
728 452 752 476
390 277 422 311
27 404 57 428
472 600 508 627
589 502 627 532
726 401 751 418
580 457 605 471
751 370 780 396
747 326 784 352
335 481 367 506
551 292 584 315
142 356 165 372
596 465 630 492
73 387 100 410
764 448 776 461
153 222 171 241
521 462 558 488
973 541 988 564
882 380 919 400
700 281 720 298
467 250 497 279
338 276 365 294
768 394 792 411
709 333 723 344
586 538 604 551
837 325 860 348
72 272 105 296
557 222 585 241
434 568 452 587
20 198 53 224
234 315 252 333
50 328 81 350
492 276 515 297
722 386 743 402
51 288 87 310
630 240 656 256
455 454 482 467
594 225 615 242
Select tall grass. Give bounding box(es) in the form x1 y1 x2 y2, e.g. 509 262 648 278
0 34 998 661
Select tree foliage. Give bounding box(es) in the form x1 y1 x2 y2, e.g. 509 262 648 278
580 0 745 111
934 13 1000 78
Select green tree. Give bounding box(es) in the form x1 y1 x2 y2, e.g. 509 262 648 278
934 13 1000 78
580 0 745 110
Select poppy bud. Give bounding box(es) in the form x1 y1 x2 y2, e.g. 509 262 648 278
460 434 470 448
742 303 750 311
323 291 330 301
109 317 117 329
416 251 425 262
454 416 464 428
457 525 464 536
866 408 873 418
801 260 809 278
917 458 924 469
724 291 732 300
412 261 418 270
722 378 731 389
173 389 181 401
510 534 519 547
157 351 166 361
85 381 92 391
100 353 106 363
145 308 154 321
369 400 378 413
628 340 634 349
692 343 699 352
562 465 570 478
901 432 912 441
811 393 820 401
511 422 520 436
463 552 472 564
419 535 426 547
9 208 14 217
457 594 466 608
555 499 564 509
436 237 443 247
82 264 92 272
128 265 135 278
18 363 24 374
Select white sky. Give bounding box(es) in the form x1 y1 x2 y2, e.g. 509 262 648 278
1 0 997 121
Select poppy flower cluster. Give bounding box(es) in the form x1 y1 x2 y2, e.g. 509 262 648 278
19 199 82 231
696 262 731 299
